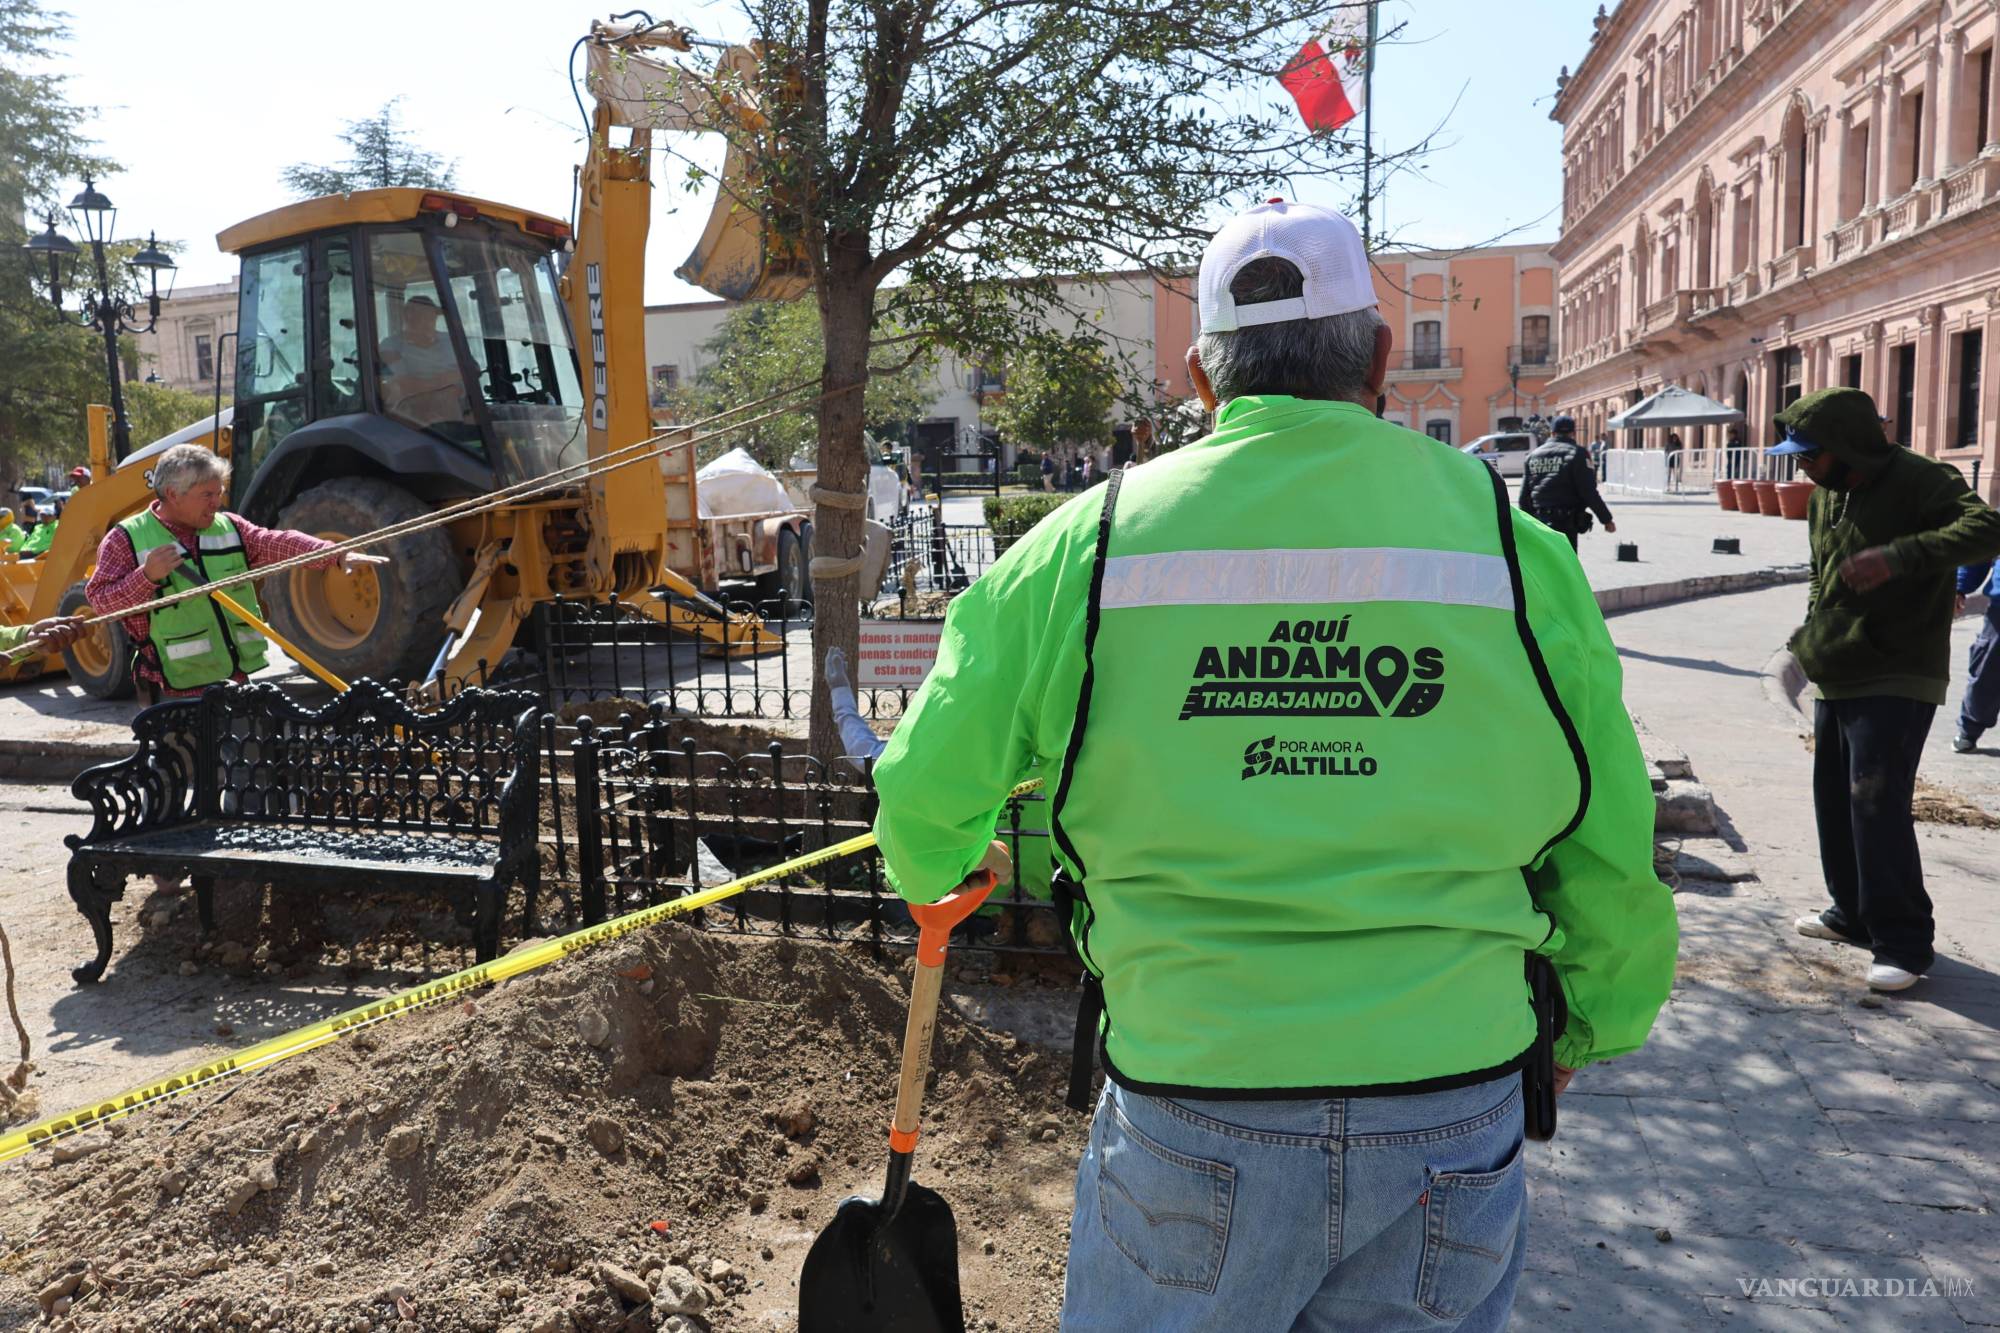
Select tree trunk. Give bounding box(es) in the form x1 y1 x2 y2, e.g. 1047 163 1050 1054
808 275 875 764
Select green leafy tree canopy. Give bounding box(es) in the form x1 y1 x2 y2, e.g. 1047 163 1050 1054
988 336 1119 456
281 97 458 198
0 0 118 489
644 0 1400 757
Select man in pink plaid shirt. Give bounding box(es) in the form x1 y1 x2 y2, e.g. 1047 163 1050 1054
86 444 388 705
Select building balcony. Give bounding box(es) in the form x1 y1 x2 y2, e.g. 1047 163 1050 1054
1825 216 1869 264
1764 244 1812 291
1637 294 1682 337
1937 156 2000 220
1508 344 1558 372
1726 270 1760 304
1685 286 1728 320
1386 348 1463 383
1877 190 1929 244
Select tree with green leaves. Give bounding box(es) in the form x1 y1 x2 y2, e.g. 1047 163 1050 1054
281 98 457 198
645 0 1391 758
0 0 117 491
987 335 1119 459
121 379 216 448
666 298 936 469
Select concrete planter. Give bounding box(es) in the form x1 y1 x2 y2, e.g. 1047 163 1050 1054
1751 480 1784 516
1715 480 1740 511
1776 479 1815 520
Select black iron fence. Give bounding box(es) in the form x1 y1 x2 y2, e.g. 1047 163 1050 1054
539 593 921 720
882 506 1006 597
538 704 1062 956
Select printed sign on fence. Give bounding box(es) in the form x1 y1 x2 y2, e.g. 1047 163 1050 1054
858 619 946 688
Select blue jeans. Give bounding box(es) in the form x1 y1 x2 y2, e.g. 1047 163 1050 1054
1062 1075 1526 1332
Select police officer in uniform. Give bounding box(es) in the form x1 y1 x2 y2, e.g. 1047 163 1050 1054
1519 415 1616 550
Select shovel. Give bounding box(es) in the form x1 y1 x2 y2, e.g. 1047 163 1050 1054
799 842 1012 1333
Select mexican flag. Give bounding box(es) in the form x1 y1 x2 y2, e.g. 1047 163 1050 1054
1279 27 1369 133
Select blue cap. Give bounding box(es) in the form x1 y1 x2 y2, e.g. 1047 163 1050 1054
1766 424 1821 457
1552 415 1576 433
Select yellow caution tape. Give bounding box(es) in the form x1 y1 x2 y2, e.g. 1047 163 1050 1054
0 833 871 1164
0 777 1042 1166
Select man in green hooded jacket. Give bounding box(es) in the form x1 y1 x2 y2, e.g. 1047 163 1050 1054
1778 387 2000 991
872 200 1675 1332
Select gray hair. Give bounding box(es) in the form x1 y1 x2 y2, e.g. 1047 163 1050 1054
152 444 229 497
1196 258 1386 404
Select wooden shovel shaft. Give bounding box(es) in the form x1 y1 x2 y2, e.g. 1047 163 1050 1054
890 960 946 1153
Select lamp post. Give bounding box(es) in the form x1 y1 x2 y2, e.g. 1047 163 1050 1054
21 177 178 462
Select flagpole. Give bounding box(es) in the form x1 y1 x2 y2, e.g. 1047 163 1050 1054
1360 0 1378 250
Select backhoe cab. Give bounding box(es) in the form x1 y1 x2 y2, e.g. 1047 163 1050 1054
215 189 599 686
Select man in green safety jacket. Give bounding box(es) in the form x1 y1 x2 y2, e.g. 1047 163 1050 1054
872 200 1676 1332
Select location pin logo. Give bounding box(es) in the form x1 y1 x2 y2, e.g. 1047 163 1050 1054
1365 646 1408 711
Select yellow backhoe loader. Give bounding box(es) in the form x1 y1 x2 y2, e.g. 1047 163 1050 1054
0 18 806 698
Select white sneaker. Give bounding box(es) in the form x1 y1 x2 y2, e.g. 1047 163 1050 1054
1867 963 1922 992
1796 913 1864 946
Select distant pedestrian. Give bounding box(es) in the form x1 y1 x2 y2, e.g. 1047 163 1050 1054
1954 558 2000 753
1041 452 1056 492
1778 388 2000 991
1078 452 1094 490
1519 415 1615 551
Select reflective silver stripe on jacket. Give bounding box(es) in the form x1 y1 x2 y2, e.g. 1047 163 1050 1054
1098 547 1516 612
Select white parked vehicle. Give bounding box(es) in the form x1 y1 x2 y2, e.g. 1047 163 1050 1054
1462 432 1538 478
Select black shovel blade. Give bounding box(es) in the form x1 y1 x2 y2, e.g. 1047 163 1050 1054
798 1182 965 1333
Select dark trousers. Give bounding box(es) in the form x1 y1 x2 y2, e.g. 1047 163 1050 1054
1960 607 2000 743
1812 696 1936 973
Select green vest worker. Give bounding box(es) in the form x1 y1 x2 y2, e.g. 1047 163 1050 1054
84 444 389 702
871 200 1675 1332
0 508 25 552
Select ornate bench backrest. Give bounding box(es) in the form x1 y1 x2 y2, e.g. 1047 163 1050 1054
67 698 205 846
195 679 542 840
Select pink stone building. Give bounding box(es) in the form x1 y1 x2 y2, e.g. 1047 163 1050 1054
1548 0 2000 497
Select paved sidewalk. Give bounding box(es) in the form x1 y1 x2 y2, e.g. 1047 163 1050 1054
1512 583 2000 1329
1579 491 1810 597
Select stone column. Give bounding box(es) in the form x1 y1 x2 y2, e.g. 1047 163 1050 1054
1875 79 1900 205
1982 293 2000 500
1939 29 1965 175
1913 304 1942 456
1828 107 1851 225
1988 34 2000 153
1919 48 1942 183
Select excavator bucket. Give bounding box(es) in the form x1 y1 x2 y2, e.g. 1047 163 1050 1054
587 39 810 303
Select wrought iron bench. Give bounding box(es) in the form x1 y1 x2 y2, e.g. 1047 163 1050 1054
64 678 543 984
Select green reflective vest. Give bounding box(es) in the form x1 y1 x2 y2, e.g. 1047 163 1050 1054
119 509 268 689
18 520 54 558
0 522 24 552
873 396 1676 1096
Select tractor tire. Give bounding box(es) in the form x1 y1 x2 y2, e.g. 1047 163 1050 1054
58 582 134 700
798 520 815 605
760 526 807 609
264 478 458 687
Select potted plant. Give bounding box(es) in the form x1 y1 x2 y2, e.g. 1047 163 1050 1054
1751 479 1783 516
1715 480 1739 511
1776 477 1815 519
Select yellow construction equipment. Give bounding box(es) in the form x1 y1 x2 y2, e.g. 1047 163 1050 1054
0 19 805 698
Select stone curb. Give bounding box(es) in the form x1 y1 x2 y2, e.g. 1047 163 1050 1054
1593 564 1811 616
0 737 131 784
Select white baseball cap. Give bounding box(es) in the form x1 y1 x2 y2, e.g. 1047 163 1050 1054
1197 199 1376 335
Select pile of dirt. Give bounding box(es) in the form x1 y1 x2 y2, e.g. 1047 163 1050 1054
0 926 1082 1332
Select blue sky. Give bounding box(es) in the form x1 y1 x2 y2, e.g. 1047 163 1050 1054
39 0 1594 301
